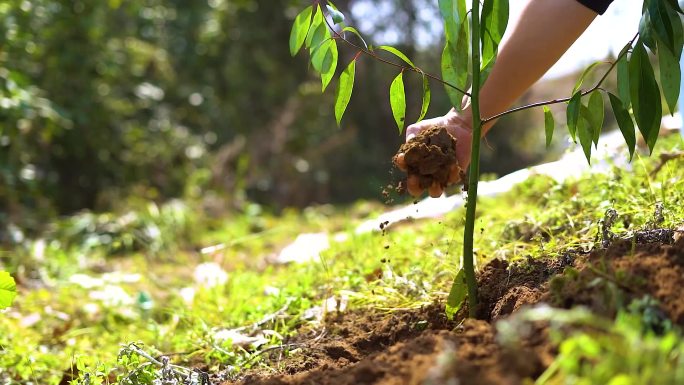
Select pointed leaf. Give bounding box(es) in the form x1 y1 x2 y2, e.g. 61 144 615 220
481 0 509 69
305 7 325 49
639 10 657 52
658 33 682 115
389 73 406 133
418 73 431 122
665 2 684 58
0 271 17 309
289 6 313 56
342 26 368 49
648 0 675 55
587 91 604 146
311 38 331 72
441 41 468 111
321 40 338 91
377 46 415 68
439 0 468 46
566 91 582 141
617 50 631 108
543 106 554 147
445 269 467 320
335 59 356 126
325 5 345 25
572 61 602 94
439 0 469 110
608 93 636 160
577 106 593 164
665 0 683 14
630 40 662 153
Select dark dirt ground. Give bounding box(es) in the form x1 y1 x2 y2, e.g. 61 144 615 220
225 234 684 385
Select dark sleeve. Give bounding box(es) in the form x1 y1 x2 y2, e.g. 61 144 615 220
575 0 614 15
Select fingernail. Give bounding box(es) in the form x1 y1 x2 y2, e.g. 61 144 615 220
407 134 416 141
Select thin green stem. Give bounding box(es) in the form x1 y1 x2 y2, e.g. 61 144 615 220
462 0 482 318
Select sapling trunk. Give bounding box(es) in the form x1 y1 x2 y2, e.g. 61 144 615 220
462 0 482 318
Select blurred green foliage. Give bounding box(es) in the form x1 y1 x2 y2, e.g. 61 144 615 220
0 0 552 240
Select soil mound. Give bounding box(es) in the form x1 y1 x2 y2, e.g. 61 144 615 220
393 126 459 194
225 234 684 385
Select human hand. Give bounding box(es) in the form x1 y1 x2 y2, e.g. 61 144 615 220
395 109 473 197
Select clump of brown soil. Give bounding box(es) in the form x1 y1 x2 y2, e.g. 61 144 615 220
393 126 459 191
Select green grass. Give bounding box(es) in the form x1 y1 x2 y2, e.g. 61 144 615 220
1 134 684 384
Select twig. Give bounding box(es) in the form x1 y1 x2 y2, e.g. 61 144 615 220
649 151 684 177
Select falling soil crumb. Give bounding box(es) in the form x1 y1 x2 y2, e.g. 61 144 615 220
378 220 390 236
393 126 460 193
224 232 684 385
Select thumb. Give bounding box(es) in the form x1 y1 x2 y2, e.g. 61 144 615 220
405 116 448 142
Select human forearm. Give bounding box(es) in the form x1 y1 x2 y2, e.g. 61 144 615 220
473 0 598 134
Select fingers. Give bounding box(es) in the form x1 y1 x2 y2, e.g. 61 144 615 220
448 163 461 184
405 115 448 143
394 153 407 172
428 181 443 198
406 175 423 197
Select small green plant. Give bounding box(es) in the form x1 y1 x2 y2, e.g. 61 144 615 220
290 0 683 318
498 305 684 385
0 271 17 309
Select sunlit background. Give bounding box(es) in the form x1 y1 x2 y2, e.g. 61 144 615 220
0 0 659 238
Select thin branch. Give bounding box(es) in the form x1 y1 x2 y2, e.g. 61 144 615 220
482 33 639 123
320 8 471 97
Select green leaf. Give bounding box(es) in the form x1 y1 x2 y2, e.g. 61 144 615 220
481 0 509 70
630 40 662 153
0 271 17 309
438 0 469 111
608 93 636 160
439 0 468 46
648 0 675 55
342 26 368 49
665 0 683 14
577 106 593 164
658 37 681 115
572 61 602 94
617 47 631 108
389 72 406 133
639 9 657 52
566 91 582 141
418 73 431 122
543 106 554 148
320 40 338 91
587 91 604 147
441 41 468 111
305 7 325 49
289 6 313 56
335 59 356 126
311 38 331 72
325 5 345 25
377 45 415 68
445 269 467 320
665 0 684 58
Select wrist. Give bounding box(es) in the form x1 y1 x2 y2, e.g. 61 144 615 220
445 108 474 132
